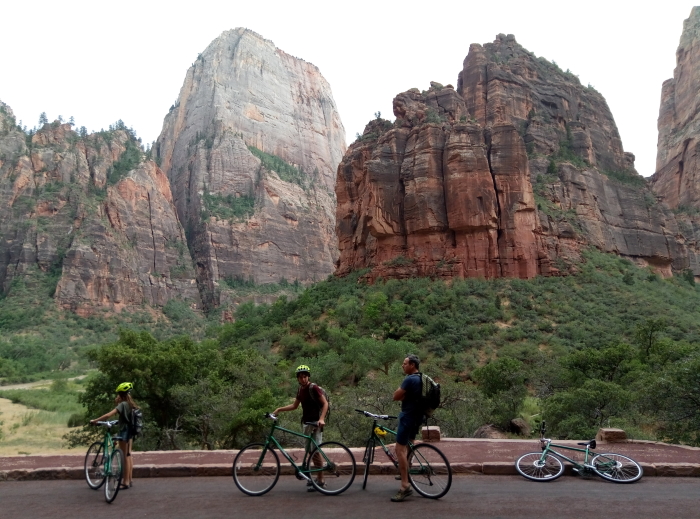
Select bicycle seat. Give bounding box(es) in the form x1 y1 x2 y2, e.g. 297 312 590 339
577 439 596 449
304 421 320 427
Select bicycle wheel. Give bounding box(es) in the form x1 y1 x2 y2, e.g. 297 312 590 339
84 441 105 490
515 452 564 482
232 443 280 496
591 452 643 483
362 439 374 490
407 443 452 499
309 441 356 495
104 448 123 503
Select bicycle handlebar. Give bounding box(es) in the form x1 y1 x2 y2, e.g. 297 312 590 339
94 420 118 427
265 413 278 421
355 409 397 420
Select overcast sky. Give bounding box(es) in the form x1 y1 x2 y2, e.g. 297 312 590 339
1 1 696 177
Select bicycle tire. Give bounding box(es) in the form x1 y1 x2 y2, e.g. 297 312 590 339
104 448 123 503
232 443 280 496
407 443 452 499
309 441 356 496
591 452 643 483
515 452 564 482
362 438 374 490
84 441 106 490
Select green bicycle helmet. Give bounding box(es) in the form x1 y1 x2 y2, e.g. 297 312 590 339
115 382 133 393
295 365 310 376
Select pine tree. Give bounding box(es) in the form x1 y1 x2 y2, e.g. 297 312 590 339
39 112 48 126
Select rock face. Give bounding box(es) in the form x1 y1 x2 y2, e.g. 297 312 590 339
155 28 345 305
336 35 700 280
653 7 700 210
0 102 199 313
459 35 627 173
336 88 542 280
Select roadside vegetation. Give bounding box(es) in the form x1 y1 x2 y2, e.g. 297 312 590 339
0 379 85 454
55 249 700 451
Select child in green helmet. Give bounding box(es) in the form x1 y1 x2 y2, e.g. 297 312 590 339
90 382 140 489
272 365 329 491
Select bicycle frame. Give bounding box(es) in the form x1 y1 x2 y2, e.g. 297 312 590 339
540 440 594 470
360 415 428 475
365 421 402 467
255 419 329 481
98 421 118 476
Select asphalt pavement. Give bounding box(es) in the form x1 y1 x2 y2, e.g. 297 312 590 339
2 475 699 519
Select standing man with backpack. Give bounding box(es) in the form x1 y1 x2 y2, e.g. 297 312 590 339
391 354 423 502
272 364 329 491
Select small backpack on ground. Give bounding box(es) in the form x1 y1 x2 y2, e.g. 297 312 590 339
129 407 144 438
419 373 441 421
309 382 331 424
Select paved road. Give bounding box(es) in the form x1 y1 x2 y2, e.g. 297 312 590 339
3 475 700 518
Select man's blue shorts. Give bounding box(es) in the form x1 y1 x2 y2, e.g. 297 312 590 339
396 412 420 445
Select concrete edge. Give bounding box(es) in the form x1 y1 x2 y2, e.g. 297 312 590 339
4 462 700 481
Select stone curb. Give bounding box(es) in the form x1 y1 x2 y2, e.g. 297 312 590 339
3 462 700 481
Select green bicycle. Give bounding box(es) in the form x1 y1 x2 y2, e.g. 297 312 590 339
515 421 643 483
233 413 356 496
356 409 452 499
84 420 124 503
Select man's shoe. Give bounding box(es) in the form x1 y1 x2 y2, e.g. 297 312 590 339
307 480 326 492
391 487 413 502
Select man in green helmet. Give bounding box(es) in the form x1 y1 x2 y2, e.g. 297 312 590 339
272 364 329 490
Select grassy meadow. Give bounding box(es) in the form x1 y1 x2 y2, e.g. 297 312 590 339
0 379 84 455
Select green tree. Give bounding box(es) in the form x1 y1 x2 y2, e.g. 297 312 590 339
562 343 635 383
634 318 667 359
544 379 632 439
643 350 700 445
472 357 528 427
362 292 389 330
78 331 221 447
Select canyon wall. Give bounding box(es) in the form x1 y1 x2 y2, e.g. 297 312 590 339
155 28 345 306
337 35 699 281
336 87 543 280
0 103 199 314
652 7 700 210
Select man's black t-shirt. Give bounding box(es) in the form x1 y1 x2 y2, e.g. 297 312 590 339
400 373 422 416
296 383 323 423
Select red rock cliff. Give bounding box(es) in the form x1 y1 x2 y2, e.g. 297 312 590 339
0 103 199 313
336 35 699 280
652 7 700 210
336 85 544 280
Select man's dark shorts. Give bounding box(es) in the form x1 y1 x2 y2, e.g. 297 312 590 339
396 411 420 445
